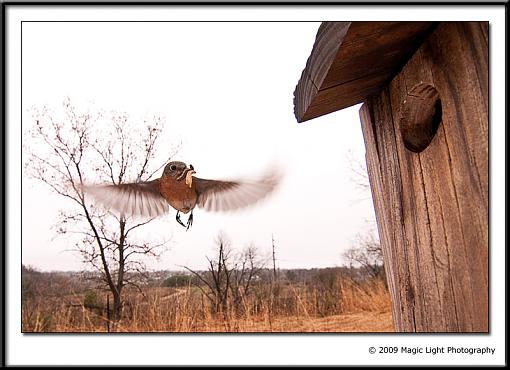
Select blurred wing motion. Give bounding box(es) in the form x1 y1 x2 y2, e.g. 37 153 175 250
83 179 169 218
194 168 281 212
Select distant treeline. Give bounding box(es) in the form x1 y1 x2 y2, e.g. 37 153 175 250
23 264 384 296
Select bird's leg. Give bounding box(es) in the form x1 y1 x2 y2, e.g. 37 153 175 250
186 211 194 231
175 211 187 228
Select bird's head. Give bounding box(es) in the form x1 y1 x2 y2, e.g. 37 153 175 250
163 161 196 181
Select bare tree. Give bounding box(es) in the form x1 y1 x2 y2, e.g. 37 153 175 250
344 150 385 280
183 232 266 317
24 98 180 322
342 229 385 280
182 232 233 316
346 149 372 194
229 244 266 313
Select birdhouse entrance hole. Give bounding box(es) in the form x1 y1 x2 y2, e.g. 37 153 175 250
399 83 442 153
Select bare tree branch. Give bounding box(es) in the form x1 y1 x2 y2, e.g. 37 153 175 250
183 232 267 316
25 99 179 322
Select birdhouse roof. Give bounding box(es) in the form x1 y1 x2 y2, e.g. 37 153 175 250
293 21 438 123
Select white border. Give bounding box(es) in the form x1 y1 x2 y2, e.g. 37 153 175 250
6 5 506 366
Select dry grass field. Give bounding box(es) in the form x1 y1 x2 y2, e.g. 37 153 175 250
22 267 394 333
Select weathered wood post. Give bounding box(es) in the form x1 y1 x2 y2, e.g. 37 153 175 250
294 22 488 332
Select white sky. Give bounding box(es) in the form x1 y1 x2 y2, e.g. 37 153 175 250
21 21 376 272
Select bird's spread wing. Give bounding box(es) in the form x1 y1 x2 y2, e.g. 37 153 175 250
83 179 169 218
193 169 281 212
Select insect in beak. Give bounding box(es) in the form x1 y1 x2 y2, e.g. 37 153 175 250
185 166 196 188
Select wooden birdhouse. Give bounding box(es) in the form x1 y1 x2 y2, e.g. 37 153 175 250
294 22 488 332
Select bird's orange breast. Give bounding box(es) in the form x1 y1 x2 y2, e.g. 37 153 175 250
159 176 197 213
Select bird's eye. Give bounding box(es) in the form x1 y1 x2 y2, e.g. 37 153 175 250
170 165 177 171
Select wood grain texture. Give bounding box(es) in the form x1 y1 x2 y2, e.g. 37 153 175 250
294 21 437 122
360 22 488 332
293 22 350 122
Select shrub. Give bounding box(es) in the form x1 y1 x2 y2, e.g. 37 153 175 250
83 290 103 310
162 274 195 288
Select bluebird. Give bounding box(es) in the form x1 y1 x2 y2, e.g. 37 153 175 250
84 161 280 230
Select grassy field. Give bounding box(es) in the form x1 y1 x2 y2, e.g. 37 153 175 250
22 268 394 333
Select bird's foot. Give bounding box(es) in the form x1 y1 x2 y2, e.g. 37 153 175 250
186 212 193 231
176 211 187 228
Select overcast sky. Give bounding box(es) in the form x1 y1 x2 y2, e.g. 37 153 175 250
22 21 377 271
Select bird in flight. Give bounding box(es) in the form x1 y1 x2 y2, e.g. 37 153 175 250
84 161 281 230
